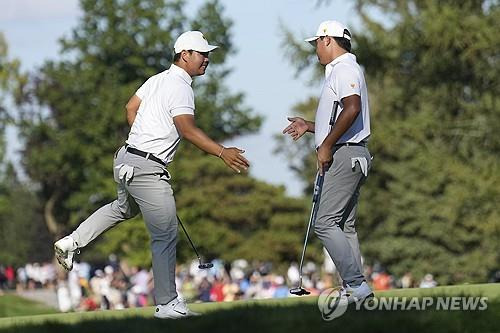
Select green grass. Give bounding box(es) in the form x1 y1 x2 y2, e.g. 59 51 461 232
0 283 499 333
0 294 57 318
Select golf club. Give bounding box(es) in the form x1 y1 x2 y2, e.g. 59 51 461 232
177 215 213 269
290 101 339 296
289 171 325 296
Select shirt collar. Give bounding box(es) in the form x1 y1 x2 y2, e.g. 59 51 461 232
169 64 193 85
325 53 356 78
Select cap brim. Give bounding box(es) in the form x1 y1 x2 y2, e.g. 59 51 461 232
305 36 319 47
304 36 319 42
194 45 219 52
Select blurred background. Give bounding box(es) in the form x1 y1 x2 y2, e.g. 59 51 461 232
0 0 498 314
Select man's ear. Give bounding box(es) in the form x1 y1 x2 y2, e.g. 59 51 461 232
325 36 333 47
180 50 190 63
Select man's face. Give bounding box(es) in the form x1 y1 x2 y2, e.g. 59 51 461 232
185 50 210 76
315 37 330 65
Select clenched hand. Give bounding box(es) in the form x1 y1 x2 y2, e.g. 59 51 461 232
317 144 333 175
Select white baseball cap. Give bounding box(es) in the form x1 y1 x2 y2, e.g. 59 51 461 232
305 20 351 44
174 31 219 54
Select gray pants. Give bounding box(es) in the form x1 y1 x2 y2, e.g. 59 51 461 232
314 145 371 287
70 146 178 305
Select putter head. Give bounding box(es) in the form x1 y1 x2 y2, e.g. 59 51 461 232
289 287 310 296
198 262 213 269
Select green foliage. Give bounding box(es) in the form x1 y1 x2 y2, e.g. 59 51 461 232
172 146 316 269
0 164 51 266
0 32 23 158
0 34 49 266
279 0 500 283
0 32 24 111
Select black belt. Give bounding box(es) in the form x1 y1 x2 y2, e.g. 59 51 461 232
125 146 166 167
335 141 366 147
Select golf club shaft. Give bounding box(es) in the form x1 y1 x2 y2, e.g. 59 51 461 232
297 172 324 283
177 215 201 260
297 202 317 284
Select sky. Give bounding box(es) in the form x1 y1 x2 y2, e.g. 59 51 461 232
0 0 360 197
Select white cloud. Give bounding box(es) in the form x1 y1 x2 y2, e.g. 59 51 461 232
1 0 80 21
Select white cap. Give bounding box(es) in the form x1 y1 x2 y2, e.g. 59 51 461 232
174 31 218 54
305 20 351 43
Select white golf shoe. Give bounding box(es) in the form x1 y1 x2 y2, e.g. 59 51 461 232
345 281 374 304
154 297 200 319
54 236 79 271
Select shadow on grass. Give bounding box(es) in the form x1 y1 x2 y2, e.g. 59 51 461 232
1 300 499 333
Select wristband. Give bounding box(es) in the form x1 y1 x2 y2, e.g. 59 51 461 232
218 146 225 158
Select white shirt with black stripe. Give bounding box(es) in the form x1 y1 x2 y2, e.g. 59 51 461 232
126 64 194 164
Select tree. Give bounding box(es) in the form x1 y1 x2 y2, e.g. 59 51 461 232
278 0 500 284
0 33 49 266
0 32 21 158
0 164 50 266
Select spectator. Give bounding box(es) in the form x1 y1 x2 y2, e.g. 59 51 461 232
16 266 28 290
5 266 15 289
372 270 392 290
400 272 414 289
419 274 438 288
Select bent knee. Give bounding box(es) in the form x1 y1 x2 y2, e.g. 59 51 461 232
111 201 138 220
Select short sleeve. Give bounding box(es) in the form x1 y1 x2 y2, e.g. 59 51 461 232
135 79 150 100
170 85 195 117
331 65 361 100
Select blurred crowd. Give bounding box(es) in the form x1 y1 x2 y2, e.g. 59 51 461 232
2 251 497 312
0 262 57 291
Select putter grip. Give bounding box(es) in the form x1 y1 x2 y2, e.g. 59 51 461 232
313 184 320 202
312 173 323 202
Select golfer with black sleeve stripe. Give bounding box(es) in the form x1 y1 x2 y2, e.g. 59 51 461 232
283 21 373 302
54 31 249 318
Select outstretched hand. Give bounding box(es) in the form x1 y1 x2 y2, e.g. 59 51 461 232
220 147 250 173
282 117 309 141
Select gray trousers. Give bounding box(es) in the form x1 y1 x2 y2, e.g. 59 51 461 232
314 145 371 287
70 146 178 305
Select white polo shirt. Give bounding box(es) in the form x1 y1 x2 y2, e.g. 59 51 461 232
126 64 195 164
314 53 370 148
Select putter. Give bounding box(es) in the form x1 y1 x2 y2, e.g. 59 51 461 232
177 215 213 269
289 171 325 296
290 100 339 296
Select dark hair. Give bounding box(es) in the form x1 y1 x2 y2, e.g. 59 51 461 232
333 37 351 52
333 29 352 52
173 50 193 62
